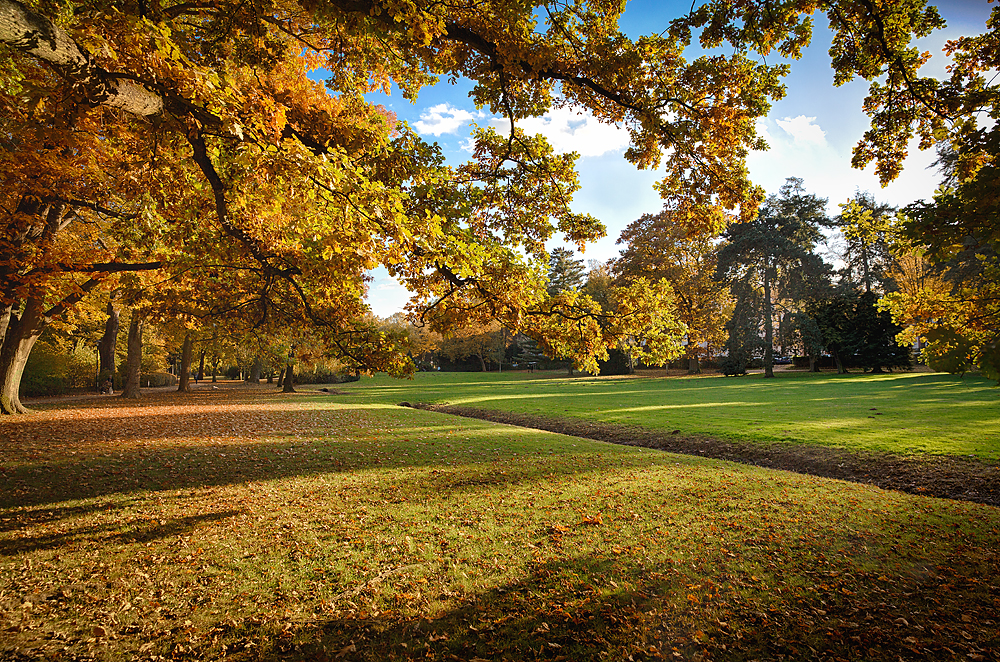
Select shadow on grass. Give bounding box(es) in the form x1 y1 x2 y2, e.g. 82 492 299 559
0 399 648 510
0 510 239 556
190 549 997 662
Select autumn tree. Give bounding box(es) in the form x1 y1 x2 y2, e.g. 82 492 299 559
834 192 899 294
439 322 507 372
880 246 1000 381
614 205 732 374
0 0 805 412
380 314 442 371
3 0 988 411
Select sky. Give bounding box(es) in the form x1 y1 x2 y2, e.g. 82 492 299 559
362 0 995 317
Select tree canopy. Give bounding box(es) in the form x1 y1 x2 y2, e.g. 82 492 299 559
2 0 997 410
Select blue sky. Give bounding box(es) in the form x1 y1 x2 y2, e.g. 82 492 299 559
364 1 994 317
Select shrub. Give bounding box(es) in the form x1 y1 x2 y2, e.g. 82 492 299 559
21 344 96 396
719 355 748 376
141 372 178 387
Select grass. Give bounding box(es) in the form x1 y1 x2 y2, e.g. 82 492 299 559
0 381 998 661
350 369 1000 459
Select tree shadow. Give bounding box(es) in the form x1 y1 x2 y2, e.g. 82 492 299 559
0 510 239 556
186 548 997 661
0 392 655 510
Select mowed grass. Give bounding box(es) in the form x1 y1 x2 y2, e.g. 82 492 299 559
349 370 1000 459
0 385 998 661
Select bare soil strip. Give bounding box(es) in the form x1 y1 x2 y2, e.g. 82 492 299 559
410 403 1000 507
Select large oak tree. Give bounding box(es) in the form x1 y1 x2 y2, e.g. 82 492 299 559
1 0 990 411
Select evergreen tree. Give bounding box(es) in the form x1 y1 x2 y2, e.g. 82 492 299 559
847 291 912 373
720 280 763 376
547 248 586 296
512 334 545 369
716 178 831 377
806 288 858 374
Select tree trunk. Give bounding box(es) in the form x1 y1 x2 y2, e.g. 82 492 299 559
276 366 285 388
566 362 574 377
266 370 274 384
248 356 261 383
763 263 774 378
832 349 847 374
282 360 295 393
177 332 193 392
688 356 701 374
121 315 143 399
809 356 819 373
97 296 120 384
476 352 487 372
0 298 45 415
197 350 205 381
0 304 11 348
0 276 105 415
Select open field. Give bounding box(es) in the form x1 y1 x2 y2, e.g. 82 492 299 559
1 379 998 661
354 370 1000 459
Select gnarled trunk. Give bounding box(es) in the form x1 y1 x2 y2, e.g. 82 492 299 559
121 315 142 399
177 332 193 392
282 360 295 393
0 298 45 415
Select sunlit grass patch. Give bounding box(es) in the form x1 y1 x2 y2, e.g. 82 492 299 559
348 370 1000 459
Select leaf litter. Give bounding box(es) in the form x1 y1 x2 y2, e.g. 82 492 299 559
0 385 998 660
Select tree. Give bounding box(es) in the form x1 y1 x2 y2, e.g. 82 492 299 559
614 205 733 373
439 322 508 372
716 178 831 377
97 293 121 389
120 314 143 399
4 0 985 411
835 192 899 294
808 289 858 375
848 291 912 373
511 334 545 370
0 0 803 412
879 246 1000 381
719 280 763 376
547 249 587 297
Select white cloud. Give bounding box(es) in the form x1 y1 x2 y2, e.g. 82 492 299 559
458 136 476 153
748 118 940 214
491 106 631 158
413 103 480 136
755 118 772 145
365 268 410 318
775 115 827 146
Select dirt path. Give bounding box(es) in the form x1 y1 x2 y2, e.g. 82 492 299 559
410 403 1000 507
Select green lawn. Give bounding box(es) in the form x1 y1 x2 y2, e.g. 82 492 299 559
1 383 998 660
345 370 1000 459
